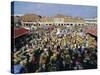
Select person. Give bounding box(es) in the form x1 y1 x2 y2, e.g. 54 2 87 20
13 25 97 73
38 52 48 72
49 52 59 71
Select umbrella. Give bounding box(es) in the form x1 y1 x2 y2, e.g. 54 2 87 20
14 64 22 74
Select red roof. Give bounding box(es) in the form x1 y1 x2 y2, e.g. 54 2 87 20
83 27 97 36
14 27 30 38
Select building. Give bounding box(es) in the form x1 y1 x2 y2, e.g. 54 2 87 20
14 27 30 38
12 27 31 50
84 17 97 27
39 14 85 28
20 14 41 29
14 14 97 30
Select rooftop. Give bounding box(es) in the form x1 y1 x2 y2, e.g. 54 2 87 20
14 27 30 38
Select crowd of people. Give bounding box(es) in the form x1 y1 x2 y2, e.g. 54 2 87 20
12 25 97 73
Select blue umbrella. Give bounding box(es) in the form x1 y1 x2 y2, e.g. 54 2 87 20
14 64 22 74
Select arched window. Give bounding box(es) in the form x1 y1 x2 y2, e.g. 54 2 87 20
58 24 60 26
70 24 73 26
49 24 51 25
78 24 80 26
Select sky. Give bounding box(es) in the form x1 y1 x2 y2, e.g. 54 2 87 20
11 1 97 18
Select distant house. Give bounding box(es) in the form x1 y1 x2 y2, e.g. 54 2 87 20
13 14 97 30
20 14 41 29
40 14 85 27
84 17 97 27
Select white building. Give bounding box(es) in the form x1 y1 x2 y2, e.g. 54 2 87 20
19 14 88 30
84 17 97 27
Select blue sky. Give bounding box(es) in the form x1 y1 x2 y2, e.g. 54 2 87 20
11 1 97 18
